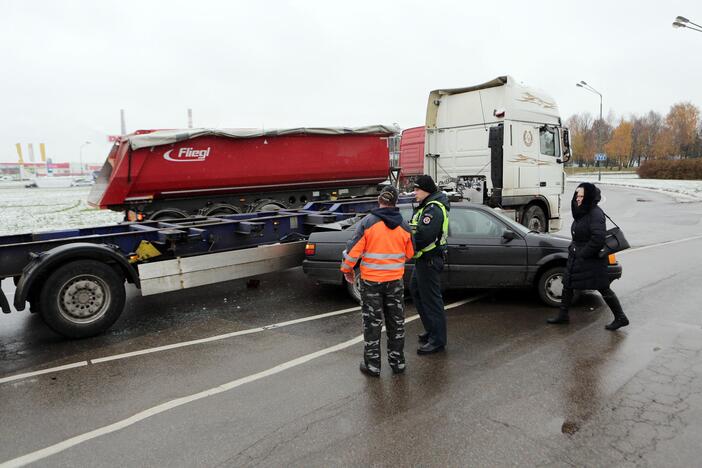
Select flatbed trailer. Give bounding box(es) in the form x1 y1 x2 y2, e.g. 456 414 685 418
0 197 400 338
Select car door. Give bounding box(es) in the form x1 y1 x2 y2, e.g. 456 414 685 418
447 207 528 288
399 205 449 287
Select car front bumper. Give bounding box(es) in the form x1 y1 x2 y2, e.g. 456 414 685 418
607 263 623 282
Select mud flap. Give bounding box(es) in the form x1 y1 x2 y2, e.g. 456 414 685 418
0 279 11 313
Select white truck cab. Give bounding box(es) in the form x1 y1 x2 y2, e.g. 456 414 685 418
424 75 571 232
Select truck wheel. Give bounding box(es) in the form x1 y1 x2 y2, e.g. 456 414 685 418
249 199 288 212
149 208 189 221
39 260 126 338
523 205 547 233
537 266 579 308
203 204 241 216
345 268 362 304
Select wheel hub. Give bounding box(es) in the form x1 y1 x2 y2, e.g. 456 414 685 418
58 277 109 321
546 274 563 300
529 218 543 232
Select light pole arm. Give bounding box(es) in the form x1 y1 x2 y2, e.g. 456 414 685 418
578 85 603 120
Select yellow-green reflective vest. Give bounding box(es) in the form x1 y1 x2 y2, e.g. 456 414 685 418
410 200 449 258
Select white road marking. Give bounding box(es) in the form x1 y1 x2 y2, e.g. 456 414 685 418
0 362 88 385
0 296 480 468
91 305 363 364
6 232 702 385
618 233 702 255
5 231 702 386
0 305 363 385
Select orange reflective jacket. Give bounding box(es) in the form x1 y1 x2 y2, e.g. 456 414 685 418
340 209 414 282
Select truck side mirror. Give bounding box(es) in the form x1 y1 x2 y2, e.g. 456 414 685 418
561 128 572 162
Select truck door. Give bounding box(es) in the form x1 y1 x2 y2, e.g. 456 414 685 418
511 123 540 192
537 126 562 196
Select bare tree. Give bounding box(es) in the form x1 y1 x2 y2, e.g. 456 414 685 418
666 102 700 158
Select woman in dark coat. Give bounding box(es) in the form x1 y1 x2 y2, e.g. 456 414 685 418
547 182 629 330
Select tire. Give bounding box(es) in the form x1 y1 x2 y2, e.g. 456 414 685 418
249 199 288 212
345 268 362 304
149 208 189 221
523 205 547 233
203 203 242 216
39 260 126 338
537 266 580 308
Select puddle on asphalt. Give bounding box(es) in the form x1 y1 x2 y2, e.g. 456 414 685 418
561 420 580 435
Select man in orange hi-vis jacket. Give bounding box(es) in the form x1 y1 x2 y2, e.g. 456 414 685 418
340 186 414 377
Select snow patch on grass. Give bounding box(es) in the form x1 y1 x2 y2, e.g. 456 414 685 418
0 187 122 236
567 175 702 202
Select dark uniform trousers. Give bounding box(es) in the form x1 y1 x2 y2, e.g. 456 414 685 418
361 278 405 372
410 253 447 347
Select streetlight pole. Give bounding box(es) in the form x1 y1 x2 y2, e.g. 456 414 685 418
673 16 702 33
576 81 604 180
79 141 91 175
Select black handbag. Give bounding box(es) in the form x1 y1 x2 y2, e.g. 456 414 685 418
599 213 630 257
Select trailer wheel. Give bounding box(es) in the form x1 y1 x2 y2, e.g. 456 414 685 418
203 204 242 216
537 266 579 308
39 260 126 338
249 199 288 212
149 208 189 221
523 205 547 233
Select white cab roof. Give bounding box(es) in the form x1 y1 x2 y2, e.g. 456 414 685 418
426 76 561 128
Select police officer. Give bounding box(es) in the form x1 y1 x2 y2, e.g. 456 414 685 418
410 175 450 354
340 186 415 377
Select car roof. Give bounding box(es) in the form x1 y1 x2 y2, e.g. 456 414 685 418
397 201 492 211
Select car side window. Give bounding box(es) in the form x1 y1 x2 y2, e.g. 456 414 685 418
449 209 503 237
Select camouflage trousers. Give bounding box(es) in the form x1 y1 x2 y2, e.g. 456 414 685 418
360 278 405 373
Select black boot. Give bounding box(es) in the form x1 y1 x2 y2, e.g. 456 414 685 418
602 289 629 331
547 308 569 324
359 361 380 377
548 287 572 324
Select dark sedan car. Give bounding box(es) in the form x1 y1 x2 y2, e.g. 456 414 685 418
302 202 622 307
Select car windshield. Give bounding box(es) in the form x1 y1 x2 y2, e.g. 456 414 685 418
490 208 531 235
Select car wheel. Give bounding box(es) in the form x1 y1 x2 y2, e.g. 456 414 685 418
523 205 547 233
537 266 579 307
345 268 362 304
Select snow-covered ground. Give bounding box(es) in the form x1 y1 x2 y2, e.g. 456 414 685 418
567 174 702 203
0 186 122 236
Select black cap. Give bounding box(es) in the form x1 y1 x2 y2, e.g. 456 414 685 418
413 175 438 193
378 185 399 205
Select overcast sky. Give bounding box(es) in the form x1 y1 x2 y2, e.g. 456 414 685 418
1 0 699 163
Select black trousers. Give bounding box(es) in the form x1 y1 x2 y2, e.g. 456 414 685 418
410 254 446 346
561 287 624 317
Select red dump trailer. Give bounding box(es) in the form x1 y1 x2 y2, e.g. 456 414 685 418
88 126 397 220
398 126 425 190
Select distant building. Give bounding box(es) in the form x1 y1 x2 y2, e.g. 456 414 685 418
0 162 102 179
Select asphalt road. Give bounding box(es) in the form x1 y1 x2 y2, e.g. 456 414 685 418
1 183 702 467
